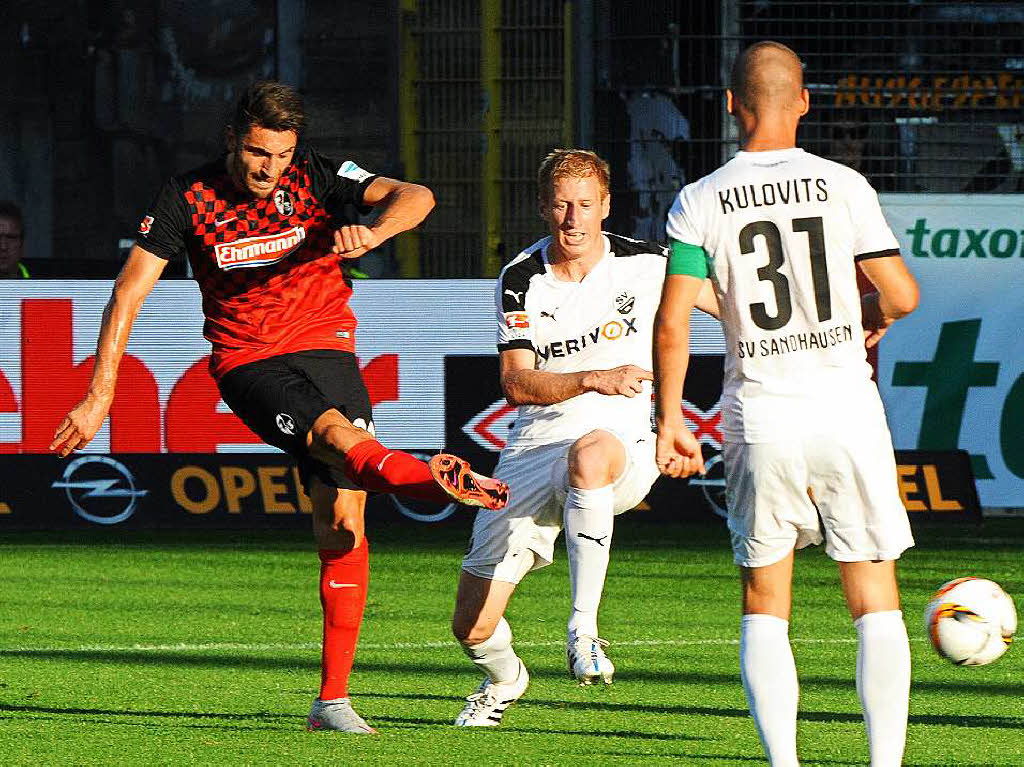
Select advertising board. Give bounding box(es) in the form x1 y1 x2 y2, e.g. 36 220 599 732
878 194 1024 507
0 265 1001 527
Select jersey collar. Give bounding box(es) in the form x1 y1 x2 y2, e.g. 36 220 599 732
542 234 611 284
734 147 806 162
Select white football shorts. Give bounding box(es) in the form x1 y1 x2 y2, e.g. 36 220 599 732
462 429 659 584
723 418 914 568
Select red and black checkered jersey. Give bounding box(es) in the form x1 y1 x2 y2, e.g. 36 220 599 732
137 147 377 379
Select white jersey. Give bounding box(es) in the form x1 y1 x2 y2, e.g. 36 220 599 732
666 148 900 443
496 233 667 448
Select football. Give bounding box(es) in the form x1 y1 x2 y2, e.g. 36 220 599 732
925 578 1017 666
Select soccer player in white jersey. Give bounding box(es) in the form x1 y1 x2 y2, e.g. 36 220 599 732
449 149 717 727
653 43 920 766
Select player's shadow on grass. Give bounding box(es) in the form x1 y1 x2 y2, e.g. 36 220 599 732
606 755 866 765
9 650 1023 702
669 756 886 766
357 660 1024 699
801 674 1024 698
4 698 1016 739
360 691 1023 731
0 648 314 671
0 702 297 731
371 714 704 740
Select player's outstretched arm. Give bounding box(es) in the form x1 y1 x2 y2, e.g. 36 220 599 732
331 177 435 258
49 246 167 456
858 254 919 348
653 274 706 478
499 348 652 406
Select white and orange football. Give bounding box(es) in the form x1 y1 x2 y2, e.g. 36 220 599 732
925 577 1017 666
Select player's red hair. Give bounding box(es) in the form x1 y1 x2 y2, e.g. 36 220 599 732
537 149 611 206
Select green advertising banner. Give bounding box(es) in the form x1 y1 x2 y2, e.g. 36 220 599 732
878 194 1024 508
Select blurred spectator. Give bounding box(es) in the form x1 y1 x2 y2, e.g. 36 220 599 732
907 123 1014 193
0 201 30 279
624 90 690 241
826 118 898 192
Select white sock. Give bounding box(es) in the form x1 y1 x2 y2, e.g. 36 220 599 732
740 614 800 767
855 610 910 767
460 616 521 685
563 484 615 639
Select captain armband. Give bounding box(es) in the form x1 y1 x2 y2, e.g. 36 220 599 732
667 240 709 278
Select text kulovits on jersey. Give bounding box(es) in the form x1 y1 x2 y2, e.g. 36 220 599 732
716 177 829 214
666 148 900 443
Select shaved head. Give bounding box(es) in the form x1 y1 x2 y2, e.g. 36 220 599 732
730 41 804 114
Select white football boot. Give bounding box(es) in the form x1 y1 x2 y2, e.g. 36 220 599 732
454 659 530 727
567 634 615 685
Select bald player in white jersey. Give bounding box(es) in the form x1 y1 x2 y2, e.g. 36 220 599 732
450 149 716 727
653 43 919 766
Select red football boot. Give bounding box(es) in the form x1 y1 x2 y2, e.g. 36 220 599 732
428 454 509 510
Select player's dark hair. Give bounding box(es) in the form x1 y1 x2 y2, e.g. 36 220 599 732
537 149 611 207
230 81 307 140
0 200 24 238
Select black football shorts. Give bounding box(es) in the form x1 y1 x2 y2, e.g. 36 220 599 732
217 349 374 492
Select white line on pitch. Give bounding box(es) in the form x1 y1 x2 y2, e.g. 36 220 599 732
0 636 925 655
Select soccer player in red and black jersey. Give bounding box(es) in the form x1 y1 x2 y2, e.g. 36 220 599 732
49 81 508 734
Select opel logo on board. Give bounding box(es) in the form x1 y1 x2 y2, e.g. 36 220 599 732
51 455 149 525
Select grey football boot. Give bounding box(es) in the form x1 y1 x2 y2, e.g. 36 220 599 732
307 697 377 733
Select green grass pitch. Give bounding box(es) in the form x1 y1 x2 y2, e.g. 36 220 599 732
1 516 1021 765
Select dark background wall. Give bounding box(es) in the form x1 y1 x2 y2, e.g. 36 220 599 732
0 0 398 274
3 1 1021 277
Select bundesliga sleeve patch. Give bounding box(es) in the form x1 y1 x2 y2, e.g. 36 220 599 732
503 311 530 341
337 160 374 183
504 311 529 330
139 215 154 235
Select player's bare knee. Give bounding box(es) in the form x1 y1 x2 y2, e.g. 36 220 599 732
451 616 472 644
454 617 497 646
838 560 900 619
311 421 373 457
452 609 490 645
311 482 365 549
741 567 792 617
315 524 359 551
743 574 778 600
568 431 619 487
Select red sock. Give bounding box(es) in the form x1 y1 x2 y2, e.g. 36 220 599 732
343 439 450 504
319 541 369 700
